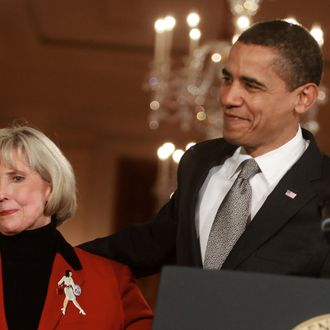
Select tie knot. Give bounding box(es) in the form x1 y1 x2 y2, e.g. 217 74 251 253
238 159 260 180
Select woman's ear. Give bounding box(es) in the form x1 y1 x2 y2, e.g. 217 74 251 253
45 182 52 201
294 83 319 115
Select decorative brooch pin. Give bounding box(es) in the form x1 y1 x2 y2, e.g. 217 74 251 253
57 269 86 316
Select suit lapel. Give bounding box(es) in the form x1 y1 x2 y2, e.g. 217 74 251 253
38 253 85 330
223 132 323 269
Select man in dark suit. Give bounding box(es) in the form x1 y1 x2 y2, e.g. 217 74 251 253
81 20 330 278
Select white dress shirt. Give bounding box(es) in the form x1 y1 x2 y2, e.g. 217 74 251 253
196 127 309 263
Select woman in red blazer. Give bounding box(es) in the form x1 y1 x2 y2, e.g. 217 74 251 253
0 125 152 330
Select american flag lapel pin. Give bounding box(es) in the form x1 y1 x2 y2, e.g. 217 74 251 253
285 190 297 199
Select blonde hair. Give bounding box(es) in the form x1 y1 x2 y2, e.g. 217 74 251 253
0 126 76 225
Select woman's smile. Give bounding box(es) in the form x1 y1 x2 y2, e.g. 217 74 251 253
0 209 18 217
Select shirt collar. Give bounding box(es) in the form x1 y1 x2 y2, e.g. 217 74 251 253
222 148 252 179
222 126 308 184
255 126 308 185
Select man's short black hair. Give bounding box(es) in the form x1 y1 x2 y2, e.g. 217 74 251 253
237 20 323 90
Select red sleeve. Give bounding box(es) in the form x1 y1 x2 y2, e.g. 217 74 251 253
115 263 153 330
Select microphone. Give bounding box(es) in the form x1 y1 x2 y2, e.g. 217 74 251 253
321 201 330 243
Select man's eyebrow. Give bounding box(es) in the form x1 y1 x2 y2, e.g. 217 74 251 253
222 67 267 90
241 76 267 89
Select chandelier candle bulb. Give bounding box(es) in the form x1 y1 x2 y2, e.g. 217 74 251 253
310 24 324 47
164 16 176 63
189 28 201 55
154 18 166 63
236 15 251 31
187 12 200 28
172 149 185 163
186 142 196 150
155 142 178 207
284 17 299 25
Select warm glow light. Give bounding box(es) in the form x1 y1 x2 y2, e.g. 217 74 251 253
189 28 201 40
236 15 250 30
186 142 196 150
164 16 176 31
157 142 175 160
196 111 206 121
243 0 258 13
284 17 299 25
154 19 166 33
318 89 327 102
232 33 239 44
310 24 324 47
233 4 244 15
211 53 222 63
149 121 159 130
150 100 160 110
305 120 319 133
187 12 200 28
172 149 184 163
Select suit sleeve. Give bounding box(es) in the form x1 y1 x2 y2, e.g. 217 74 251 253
78 193 178 277
78 146 191 277
115 263 153 330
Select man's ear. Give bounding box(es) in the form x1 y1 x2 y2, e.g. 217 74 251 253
294 83 319 115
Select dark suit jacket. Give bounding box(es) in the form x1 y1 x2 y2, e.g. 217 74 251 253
0 232 152 330
81 129 330 278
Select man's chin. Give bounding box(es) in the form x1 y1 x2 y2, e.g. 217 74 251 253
222 132 243 146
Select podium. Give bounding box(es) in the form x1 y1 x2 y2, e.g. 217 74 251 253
153 266 330 330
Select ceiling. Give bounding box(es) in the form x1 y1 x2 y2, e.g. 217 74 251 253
0 0 330 153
